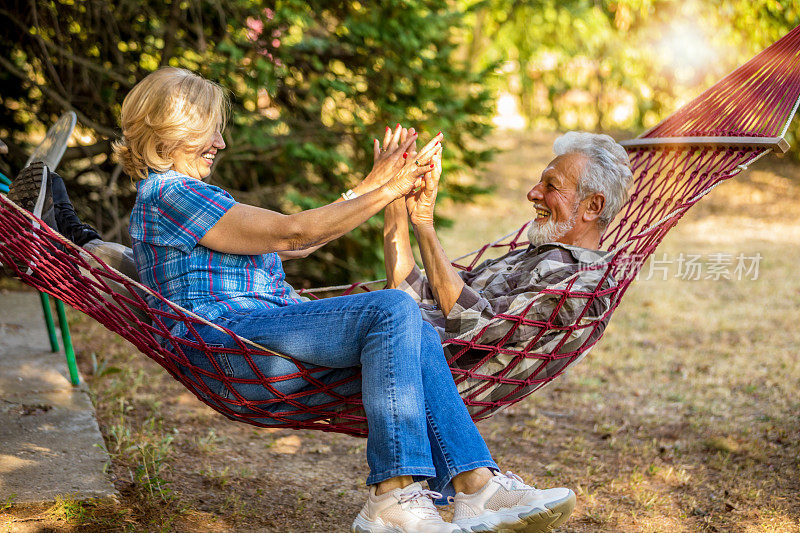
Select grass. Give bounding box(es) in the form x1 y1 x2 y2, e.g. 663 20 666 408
0 494 16 513
1 131 799 531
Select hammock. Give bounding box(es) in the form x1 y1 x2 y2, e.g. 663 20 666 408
2 26 800 437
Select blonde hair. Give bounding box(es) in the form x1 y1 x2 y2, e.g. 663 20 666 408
112 67 230 180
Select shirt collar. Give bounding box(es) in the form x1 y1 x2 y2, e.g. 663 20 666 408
528 242 614 265
148 168 184 180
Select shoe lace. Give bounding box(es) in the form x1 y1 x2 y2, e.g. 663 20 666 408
494 471 530 491
397 489 443 520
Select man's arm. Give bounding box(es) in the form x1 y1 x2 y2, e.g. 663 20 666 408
384 125 423 285
406 152 465 315
384 198 417 287
411 225 464 315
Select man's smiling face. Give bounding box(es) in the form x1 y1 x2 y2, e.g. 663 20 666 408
525 152 588 246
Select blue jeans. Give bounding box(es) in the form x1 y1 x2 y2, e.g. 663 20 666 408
177 289 497 493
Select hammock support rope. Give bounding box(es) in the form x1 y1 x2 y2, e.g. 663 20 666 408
2 25 800 437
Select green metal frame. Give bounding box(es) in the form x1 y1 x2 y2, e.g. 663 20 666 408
38 293 79 386
38 292 59 351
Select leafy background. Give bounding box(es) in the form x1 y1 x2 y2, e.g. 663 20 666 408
1 0 798 286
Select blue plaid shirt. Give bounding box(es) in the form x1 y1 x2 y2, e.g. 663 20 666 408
129 169 299 336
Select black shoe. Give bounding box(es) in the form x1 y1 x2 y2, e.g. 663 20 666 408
8 161 57 229
50 172 101 246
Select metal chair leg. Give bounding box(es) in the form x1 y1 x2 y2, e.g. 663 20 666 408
38 292 60 352
54 298 79 386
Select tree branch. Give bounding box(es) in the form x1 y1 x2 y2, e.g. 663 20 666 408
0 55 117 138
62 140 113 161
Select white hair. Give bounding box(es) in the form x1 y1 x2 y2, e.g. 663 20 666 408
553 131 633 228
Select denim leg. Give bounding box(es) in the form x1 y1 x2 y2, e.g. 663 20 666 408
177 290 437 484
417 322 498 497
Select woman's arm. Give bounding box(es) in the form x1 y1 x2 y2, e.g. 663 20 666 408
201 131 442 255
281 125 420 262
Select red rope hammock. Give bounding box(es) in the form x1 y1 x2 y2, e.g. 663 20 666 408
2 25 800 437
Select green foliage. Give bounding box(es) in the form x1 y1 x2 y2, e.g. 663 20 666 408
465 0 800 136
2 1 799 287
0 492 16 512
47 495 92 523
0 0 495 285
134 430 175 503
45 495 129 528
107 403 175 503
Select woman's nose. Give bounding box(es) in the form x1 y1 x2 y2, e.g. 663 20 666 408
213 131 226 149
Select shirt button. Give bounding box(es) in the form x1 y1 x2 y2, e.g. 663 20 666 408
506 266 512 270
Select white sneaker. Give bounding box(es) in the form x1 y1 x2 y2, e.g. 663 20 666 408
352 482 461 533
451 472 576 532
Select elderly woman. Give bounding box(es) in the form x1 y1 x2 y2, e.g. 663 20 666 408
12 66 576 532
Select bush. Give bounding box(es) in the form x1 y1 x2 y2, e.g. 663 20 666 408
0 0 495 286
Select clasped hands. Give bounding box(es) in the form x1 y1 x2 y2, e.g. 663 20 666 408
363 123 443 227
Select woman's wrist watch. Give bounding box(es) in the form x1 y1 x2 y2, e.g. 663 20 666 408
341 189 359 200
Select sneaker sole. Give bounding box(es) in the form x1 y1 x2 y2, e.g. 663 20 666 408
9 165 46 214
7 164 52 275
9 164 55 232
352 515 404 533
455 490 576 532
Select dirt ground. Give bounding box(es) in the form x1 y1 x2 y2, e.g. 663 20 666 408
2 131 799 532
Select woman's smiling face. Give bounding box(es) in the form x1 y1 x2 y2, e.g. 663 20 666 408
172 129 226 181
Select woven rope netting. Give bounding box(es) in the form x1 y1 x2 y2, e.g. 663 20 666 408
2 25 800 437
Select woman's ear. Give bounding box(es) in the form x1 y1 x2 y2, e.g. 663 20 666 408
583 193 605 222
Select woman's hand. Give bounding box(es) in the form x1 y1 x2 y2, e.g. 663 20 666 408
381 132 442 199
406 151 442 227
357 124 417 194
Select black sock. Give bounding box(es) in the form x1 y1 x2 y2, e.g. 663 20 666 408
50 172 102 247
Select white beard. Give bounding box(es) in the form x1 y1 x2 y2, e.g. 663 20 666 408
527 208 578 246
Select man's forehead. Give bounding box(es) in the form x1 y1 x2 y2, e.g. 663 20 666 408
541 153 587 185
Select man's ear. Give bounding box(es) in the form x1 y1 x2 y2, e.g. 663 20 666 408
582 193 605 222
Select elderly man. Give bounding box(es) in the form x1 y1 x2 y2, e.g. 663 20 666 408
384 131 632 415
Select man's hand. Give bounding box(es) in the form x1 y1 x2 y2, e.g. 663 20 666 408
406 152 442 227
